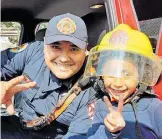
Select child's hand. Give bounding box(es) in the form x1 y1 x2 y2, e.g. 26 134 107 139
104 95 125 133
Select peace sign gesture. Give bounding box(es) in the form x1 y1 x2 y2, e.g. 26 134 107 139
104 95 125 133
0 76 36 115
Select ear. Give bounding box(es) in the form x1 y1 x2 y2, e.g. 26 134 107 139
85 50 89 56
85 44 89 56
43 45 51 61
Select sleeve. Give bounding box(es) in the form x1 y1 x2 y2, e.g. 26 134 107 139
62 89 93 139
63 96 117 139
1 49 9 66
86 105 116 139
154 103 162 139
1 41 43 81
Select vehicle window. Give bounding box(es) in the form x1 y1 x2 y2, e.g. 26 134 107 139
0 22 22 51
140 18 162 38
139 18 162 52
35 22 48 35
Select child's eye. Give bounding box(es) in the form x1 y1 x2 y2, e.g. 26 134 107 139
122 70 132 77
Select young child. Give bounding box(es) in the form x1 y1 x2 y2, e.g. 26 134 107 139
84 24 162 139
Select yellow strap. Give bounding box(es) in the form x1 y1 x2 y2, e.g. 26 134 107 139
52 87 81 120
26 83 82 127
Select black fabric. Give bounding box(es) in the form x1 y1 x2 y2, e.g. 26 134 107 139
35 29 46 41
131 102 143 139
97 30 106 44
83 13 107 50
1 116 68 139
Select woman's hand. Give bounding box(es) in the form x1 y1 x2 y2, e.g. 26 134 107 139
0 76 36 115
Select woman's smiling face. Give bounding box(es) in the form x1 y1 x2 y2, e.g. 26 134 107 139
44 41 86 79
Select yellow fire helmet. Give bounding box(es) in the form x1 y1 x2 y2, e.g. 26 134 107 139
84 24 162 86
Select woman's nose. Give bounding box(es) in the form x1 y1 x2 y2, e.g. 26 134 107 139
59 52 71 62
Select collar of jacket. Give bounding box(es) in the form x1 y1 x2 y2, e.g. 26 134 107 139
41 68 62 93
103 87 157 112
34 58 87 99
28 66 62 100
105 97 154 112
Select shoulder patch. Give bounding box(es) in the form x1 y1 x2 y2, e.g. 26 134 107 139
88 101 96 120
9 43 28 53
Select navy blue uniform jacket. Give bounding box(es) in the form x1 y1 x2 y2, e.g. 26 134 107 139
1 41 96 138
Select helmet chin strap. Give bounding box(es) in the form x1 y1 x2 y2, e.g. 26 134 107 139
93 77 105 93
93 77 158 104
125 84 147 104
125 83 158 104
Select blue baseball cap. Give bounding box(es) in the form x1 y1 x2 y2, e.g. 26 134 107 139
45 13 88 49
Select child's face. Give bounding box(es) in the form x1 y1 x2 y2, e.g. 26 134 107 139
102 60 138 101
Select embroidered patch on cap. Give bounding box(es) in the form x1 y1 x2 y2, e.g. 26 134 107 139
57 17 76 34
109 30 129 46
10 43 28 53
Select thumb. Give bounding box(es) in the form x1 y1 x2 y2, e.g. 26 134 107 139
6 99 15 115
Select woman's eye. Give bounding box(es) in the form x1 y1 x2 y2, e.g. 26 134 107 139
71 47 80 52
52 45 61 50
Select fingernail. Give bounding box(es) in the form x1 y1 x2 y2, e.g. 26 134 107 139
111 127 114 131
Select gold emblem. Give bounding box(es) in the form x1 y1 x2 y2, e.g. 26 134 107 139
109 30 129 46
57 17 76 34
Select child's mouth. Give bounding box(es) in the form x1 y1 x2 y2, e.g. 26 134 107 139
108 87 127 95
